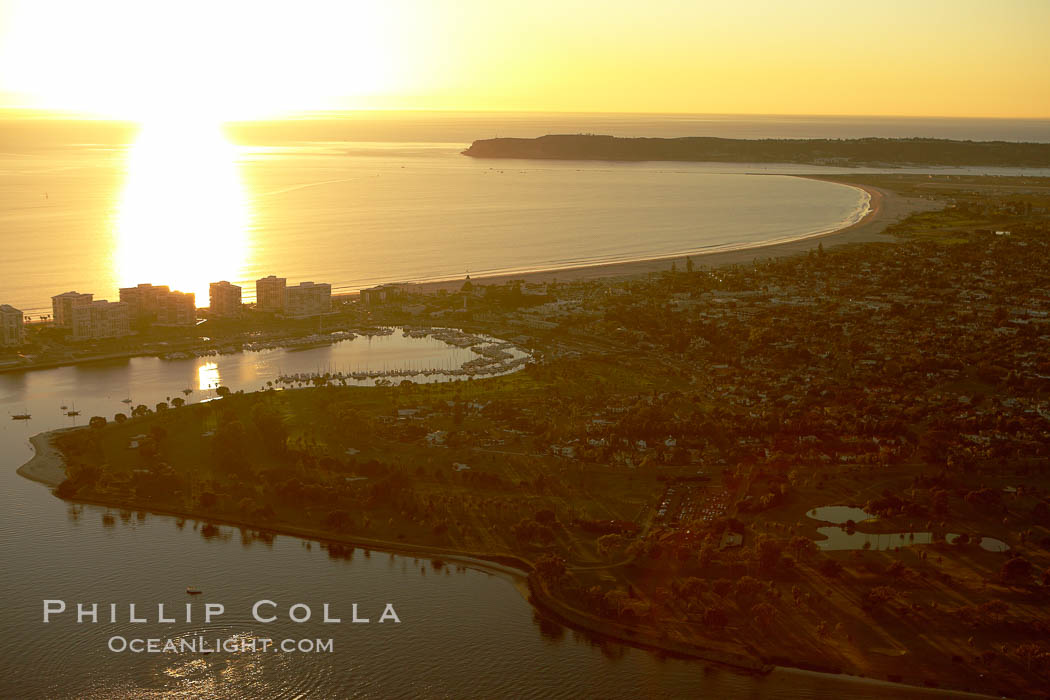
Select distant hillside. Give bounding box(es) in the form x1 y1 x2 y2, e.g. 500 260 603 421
461 134 1050 167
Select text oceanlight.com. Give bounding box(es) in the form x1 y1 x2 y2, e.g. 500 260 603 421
108 636 335 654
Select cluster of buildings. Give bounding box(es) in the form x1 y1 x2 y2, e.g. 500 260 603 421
2 274 334 347
48 285 193 341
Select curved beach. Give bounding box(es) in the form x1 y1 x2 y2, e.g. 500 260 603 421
16 429 73 487
406 177 939 294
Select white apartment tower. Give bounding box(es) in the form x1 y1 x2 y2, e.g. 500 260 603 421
256 275 287 312
0 305 25 347
209 281 242 318
51 291 94 327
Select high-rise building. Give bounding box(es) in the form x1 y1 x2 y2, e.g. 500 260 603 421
51 291 94 327
285 281 332 318
0 305 25 347
360 283 416 306
71 300 130 340
157 290 196 326
256 275 286 312
119 284 196 326
209 281 242 318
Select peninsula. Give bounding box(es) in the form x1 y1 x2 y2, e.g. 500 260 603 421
462 134 1050 167
22 174 1050 699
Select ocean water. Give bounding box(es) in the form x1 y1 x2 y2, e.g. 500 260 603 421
4 111 1047 316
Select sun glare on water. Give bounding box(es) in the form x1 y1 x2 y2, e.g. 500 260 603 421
114 120 251 303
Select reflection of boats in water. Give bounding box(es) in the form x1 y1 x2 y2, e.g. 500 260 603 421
121 398 133 404
11 412 32 420
66 402 80 417
186 586 202 595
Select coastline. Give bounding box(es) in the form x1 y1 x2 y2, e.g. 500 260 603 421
14 427 999 697
1 177 937 379
12 429 766 674
16 429 76 487
405 176 940 294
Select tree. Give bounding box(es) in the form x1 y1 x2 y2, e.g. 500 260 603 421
250 402 287 455
597 533 627 559
734 576 762 604
216 386 231 398
89 416 107 430
686 256 694 274
534 554 567 584
1010 643 1049 674
323 510 353 531
751 601 776 628
114 413 128 424
789 536 817 560
702 605 728 629
931 489 949 517
755 538 783 574
1000 557 1033 585
213 420 248 473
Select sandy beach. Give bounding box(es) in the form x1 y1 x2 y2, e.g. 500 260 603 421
406 176 941 294
16 428 78 487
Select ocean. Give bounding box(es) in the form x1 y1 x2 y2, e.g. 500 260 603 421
3 112 1048 316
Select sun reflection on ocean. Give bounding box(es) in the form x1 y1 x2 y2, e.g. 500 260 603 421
115 121 251 303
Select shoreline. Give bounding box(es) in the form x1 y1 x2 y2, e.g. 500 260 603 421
15 427 997 697
3 176 933 323
2 177 937 378
10 430 776 675
405 176 940 294
16 429 77 487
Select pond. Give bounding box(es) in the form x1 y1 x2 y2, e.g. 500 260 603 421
815 528 1010 552
805 506 876 524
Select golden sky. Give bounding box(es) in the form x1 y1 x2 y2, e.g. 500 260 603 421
1 0 1048 119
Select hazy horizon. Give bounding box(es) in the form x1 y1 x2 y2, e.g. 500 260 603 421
2 0 1048 121
6 107 1050 122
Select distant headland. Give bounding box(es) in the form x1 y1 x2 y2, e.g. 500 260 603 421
462 134 1050 167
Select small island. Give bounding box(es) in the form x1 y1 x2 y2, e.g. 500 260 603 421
462 134 1050 167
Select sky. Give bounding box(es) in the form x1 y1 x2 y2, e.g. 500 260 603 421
0 0 1048 120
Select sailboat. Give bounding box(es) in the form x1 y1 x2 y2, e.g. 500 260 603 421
66 402 80 417
11 410 31 420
